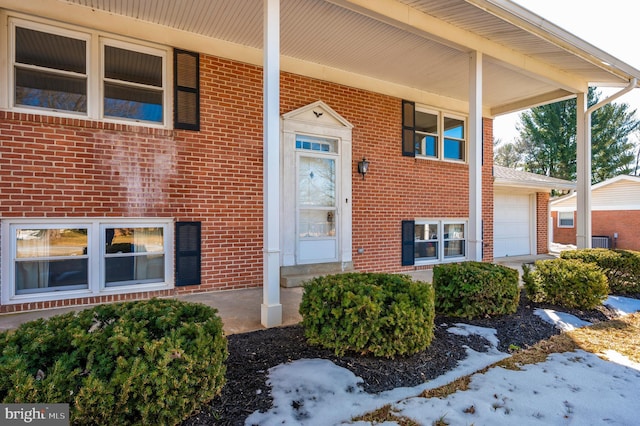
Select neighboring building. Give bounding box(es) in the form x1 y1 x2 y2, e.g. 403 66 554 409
1 1 638 325
551 175 640 250
493 166 574 258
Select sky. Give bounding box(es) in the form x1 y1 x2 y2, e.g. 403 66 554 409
493 0 640 145
246 296 640 425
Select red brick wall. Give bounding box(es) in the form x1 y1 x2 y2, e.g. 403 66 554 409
536 192 549 254
1 53 494 312
551 210 640 250
593 210 640 251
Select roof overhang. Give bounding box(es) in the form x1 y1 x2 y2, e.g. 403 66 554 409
2 0 639 117
493 166 576 192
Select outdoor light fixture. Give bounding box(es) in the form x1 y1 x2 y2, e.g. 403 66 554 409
357 157 369 180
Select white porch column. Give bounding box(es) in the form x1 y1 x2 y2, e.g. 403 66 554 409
575 92 591 249
468 51 483 261
262 0 282 328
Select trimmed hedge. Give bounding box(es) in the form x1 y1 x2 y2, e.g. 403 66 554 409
522 258 609 309
0 299 228 425
433 261 520 319
299 273 435 358
560 248 640 295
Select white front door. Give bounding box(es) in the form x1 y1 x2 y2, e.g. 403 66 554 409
280 100 353 268
296 136 339 263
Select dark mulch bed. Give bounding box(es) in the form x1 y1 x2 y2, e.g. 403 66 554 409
182 292 625 426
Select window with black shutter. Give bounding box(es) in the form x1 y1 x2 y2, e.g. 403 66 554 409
401 220 415 266
174 49 200 130
175 221 201 286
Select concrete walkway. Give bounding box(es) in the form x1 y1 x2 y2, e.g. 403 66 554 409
0 254 553 334
0 287 304 335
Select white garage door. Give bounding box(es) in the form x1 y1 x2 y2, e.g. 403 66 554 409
494 193 532 257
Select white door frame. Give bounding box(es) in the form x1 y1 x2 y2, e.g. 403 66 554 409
281 101 353 267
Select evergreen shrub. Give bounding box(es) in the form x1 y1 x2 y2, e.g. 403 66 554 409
523 258 609 309
560 248 640 294
0 298 227 425
433 261 519 319
299 273 435 358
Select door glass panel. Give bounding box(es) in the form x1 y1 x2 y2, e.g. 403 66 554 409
299 210 335 238
298 157 335 207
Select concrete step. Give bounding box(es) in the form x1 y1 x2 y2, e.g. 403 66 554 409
280 262 355 288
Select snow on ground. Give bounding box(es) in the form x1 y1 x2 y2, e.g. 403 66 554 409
533 309 592 331
246 297 640 426
605 295 640 316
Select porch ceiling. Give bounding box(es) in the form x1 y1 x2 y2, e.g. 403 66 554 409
53 0 640 116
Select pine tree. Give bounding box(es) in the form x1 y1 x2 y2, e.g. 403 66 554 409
517 88 638 183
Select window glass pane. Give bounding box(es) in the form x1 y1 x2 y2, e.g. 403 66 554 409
104 227 165 287
16 258 88 293
415 223 438 260
298 157 335 207
444 240 465 257
416 111 438 133
443 117 464 139
16 228 87 258
415 241 438 260
16 27 86 73
16 68 87 112
15 228 89 294
105 255 165 286
105 227 164 254
104 46 162 87
104 82 163 122
299 210 335 238
444 138 464 160
444 223 465 240
295 135 337 153
416 134 437 157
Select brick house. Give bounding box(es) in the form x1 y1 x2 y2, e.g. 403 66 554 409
1 1 638 327
551 175 640 251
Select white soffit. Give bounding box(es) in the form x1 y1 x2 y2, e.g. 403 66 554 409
11 0 638 115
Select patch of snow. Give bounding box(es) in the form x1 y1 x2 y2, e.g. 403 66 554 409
604 295 640 316
447 323 500 348
533 308 591 331
602 350 640 371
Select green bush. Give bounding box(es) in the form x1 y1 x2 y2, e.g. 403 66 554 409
560 248 640 295
299 273 435 358
522 258 609 309
0 299 228 425
433 261 520 319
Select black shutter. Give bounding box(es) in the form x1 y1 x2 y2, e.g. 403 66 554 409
402 100 416 157
175 221 201 286
174 49 200 130
401 220 415 266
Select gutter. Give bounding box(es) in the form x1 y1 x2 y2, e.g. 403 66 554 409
467 0 640 85
587 78 637 115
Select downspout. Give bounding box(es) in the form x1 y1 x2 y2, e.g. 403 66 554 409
576 78 637 249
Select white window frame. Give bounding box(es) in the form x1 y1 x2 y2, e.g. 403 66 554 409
414 219 467 264
1 218 174 305
6 15 171 128
558 211 575 228
415 107 467 163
